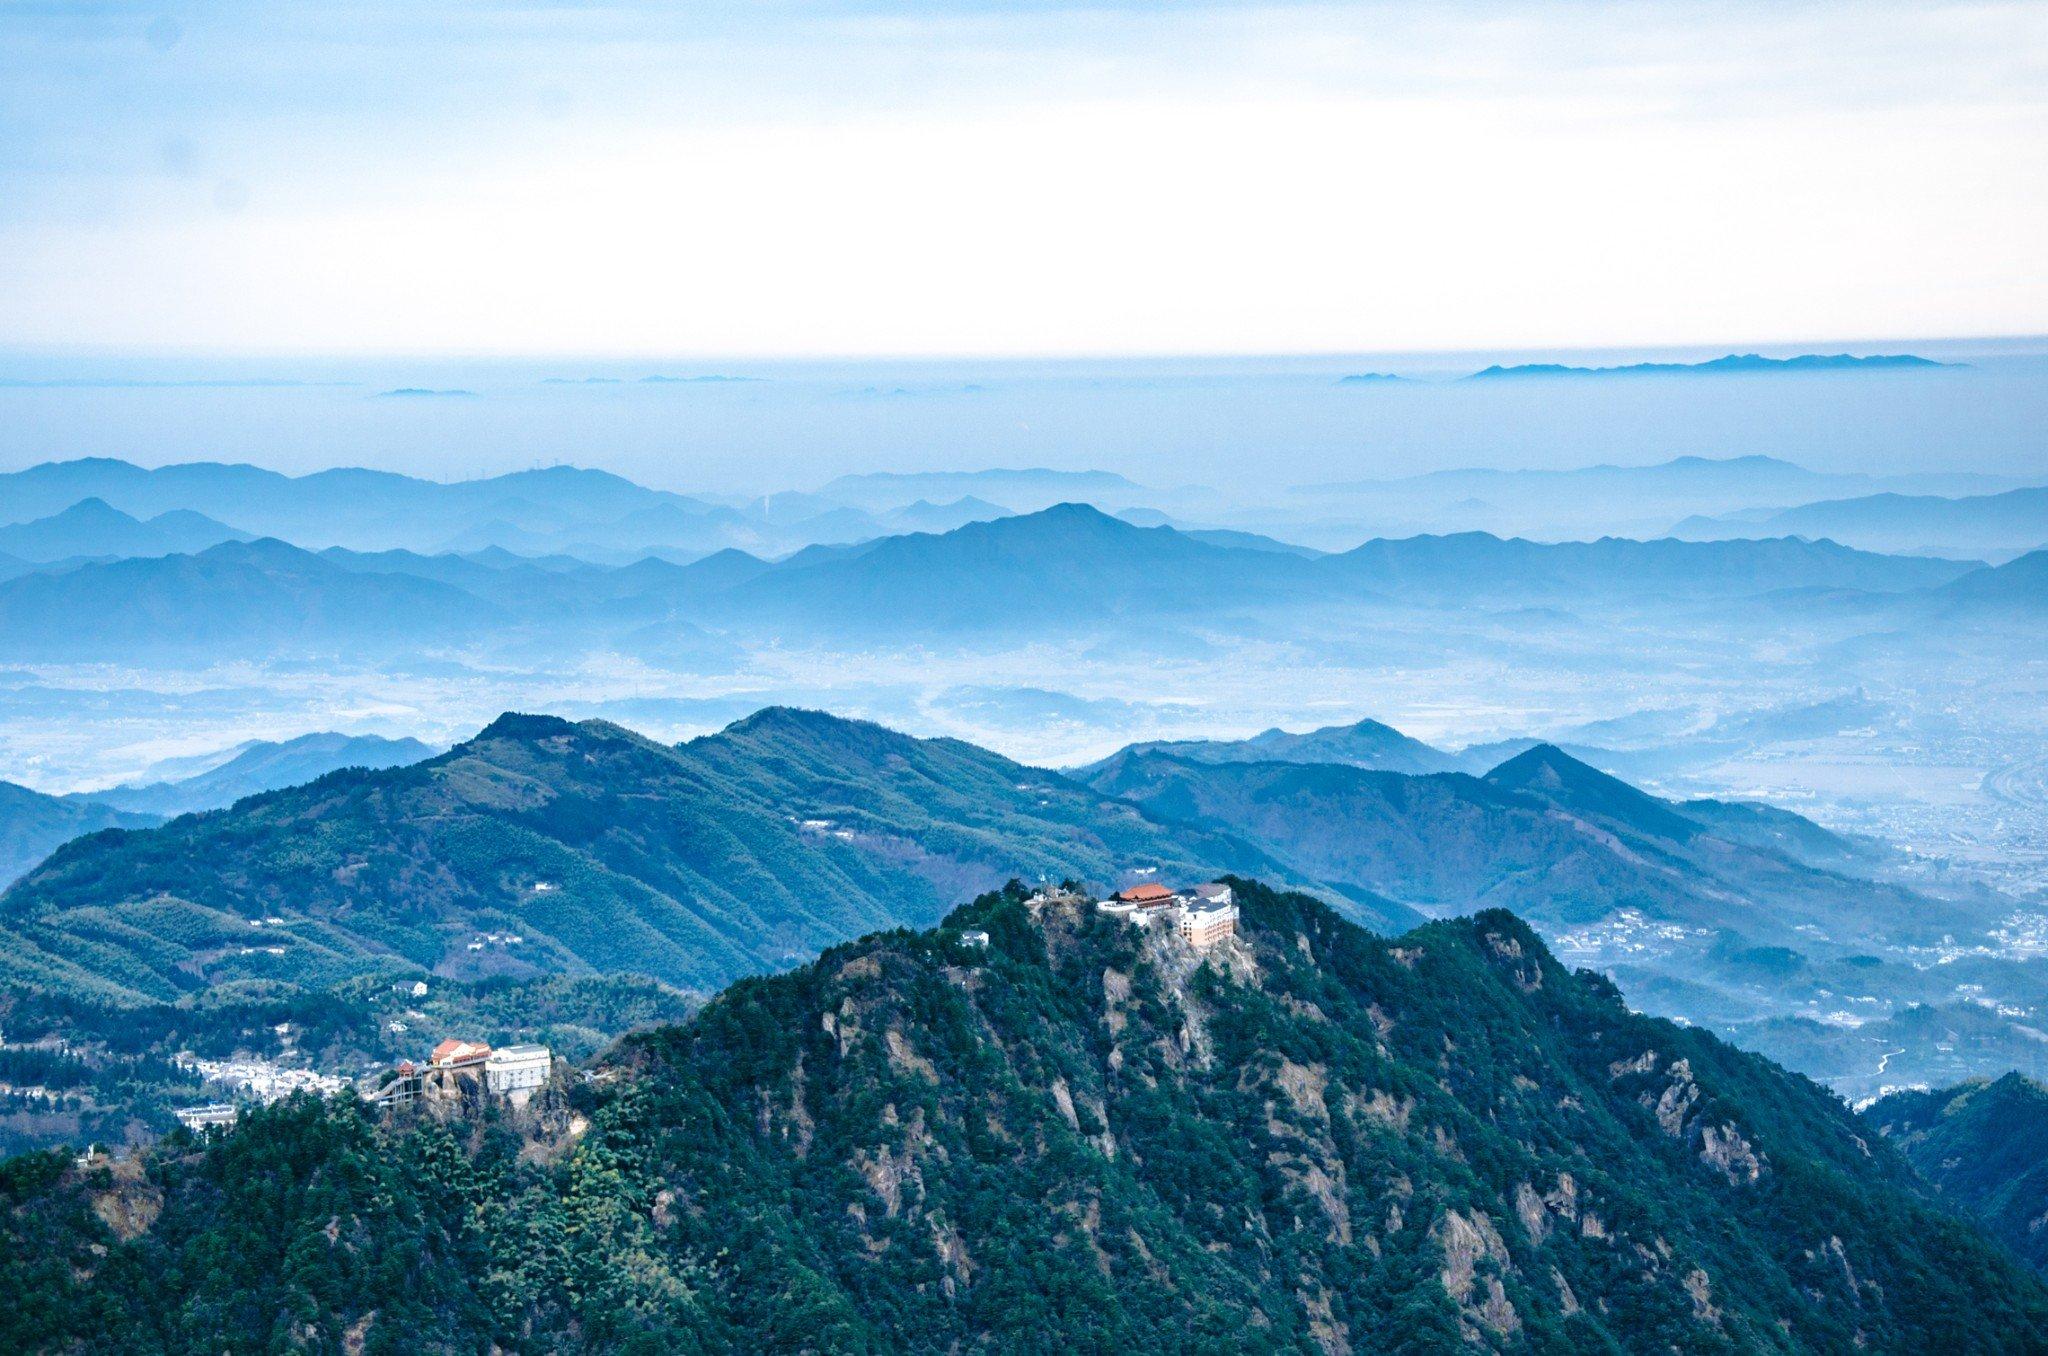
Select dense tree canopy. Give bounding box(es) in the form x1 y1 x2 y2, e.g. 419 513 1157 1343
5 882 2045 1353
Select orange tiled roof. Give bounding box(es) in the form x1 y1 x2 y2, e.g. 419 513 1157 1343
1116 883 1176 904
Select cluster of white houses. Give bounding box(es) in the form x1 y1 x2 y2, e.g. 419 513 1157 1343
179 1038 554 1131
1097 880 1239 947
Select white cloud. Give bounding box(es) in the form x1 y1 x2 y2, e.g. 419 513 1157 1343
1 1 2042 354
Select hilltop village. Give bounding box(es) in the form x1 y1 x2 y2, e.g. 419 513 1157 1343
169 878 1237 1136
175 1035 555 1133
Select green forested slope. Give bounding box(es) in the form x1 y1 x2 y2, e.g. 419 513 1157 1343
1081 744 1966 945
6 881 2042 1353
0 709 1368 1004
0 780 158 889
1864 1074 2048 1272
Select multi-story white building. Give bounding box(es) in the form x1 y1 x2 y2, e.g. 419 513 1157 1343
1176 891 1239 948
485 1044 553 1102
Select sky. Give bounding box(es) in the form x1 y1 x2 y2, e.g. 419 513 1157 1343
2 0 2045 360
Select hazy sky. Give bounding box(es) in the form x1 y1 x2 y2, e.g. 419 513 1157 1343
3 1 2045 358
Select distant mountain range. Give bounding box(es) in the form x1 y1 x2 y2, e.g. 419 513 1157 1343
712 505 1978 635
0 537 499 659
1078 717 1458 777
0 497 249 562
1675 485 2048 559
818 467 1144 513
75 731 438 818
0 458 1051 562
0 782 158 888
1468 352 1956 379
4 453 2026 572
0 502 2008 662
1078 741 1950 971
0 458 799 560
1292 453 2023 548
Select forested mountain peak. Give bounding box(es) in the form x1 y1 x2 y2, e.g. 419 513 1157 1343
1484 743 1701 839
7 880 2042 1351
0 710 1336 1002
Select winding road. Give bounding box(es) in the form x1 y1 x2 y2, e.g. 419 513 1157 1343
1984 753 2048 810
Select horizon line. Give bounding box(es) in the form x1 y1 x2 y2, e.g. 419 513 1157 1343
2 332 2046 371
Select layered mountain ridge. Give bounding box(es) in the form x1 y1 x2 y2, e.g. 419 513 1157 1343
0 499 2005 661
0 707 1368 1004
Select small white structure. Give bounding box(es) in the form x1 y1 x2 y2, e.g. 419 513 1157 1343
409 980 429 998
485 1044 553 1103
960 930 991 949
175 1103 239 1132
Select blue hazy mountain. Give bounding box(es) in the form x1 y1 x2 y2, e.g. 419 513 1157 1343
710 503 1319 632
817 467 1146 512
0 780 159 887
1675 485 2048 559
0 502 2001 661
0 459 1033 561
1077 716 1459 776
0 497 249 561
77 732 439 818
710 504 1982 634
0 537 501 659
878 495 1015 534
1934 548 2048 614
0 458 734 554
5 454 2019 572
1295 454 2022 546
1468 352 1956 379
1318 527 1974 598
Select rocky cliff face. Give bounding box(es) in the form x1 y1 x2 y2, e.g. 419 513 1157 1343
577 880 2047 1351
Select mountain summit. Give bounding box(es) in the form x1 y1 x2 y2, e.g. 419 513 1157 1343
6 880 2042 1350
